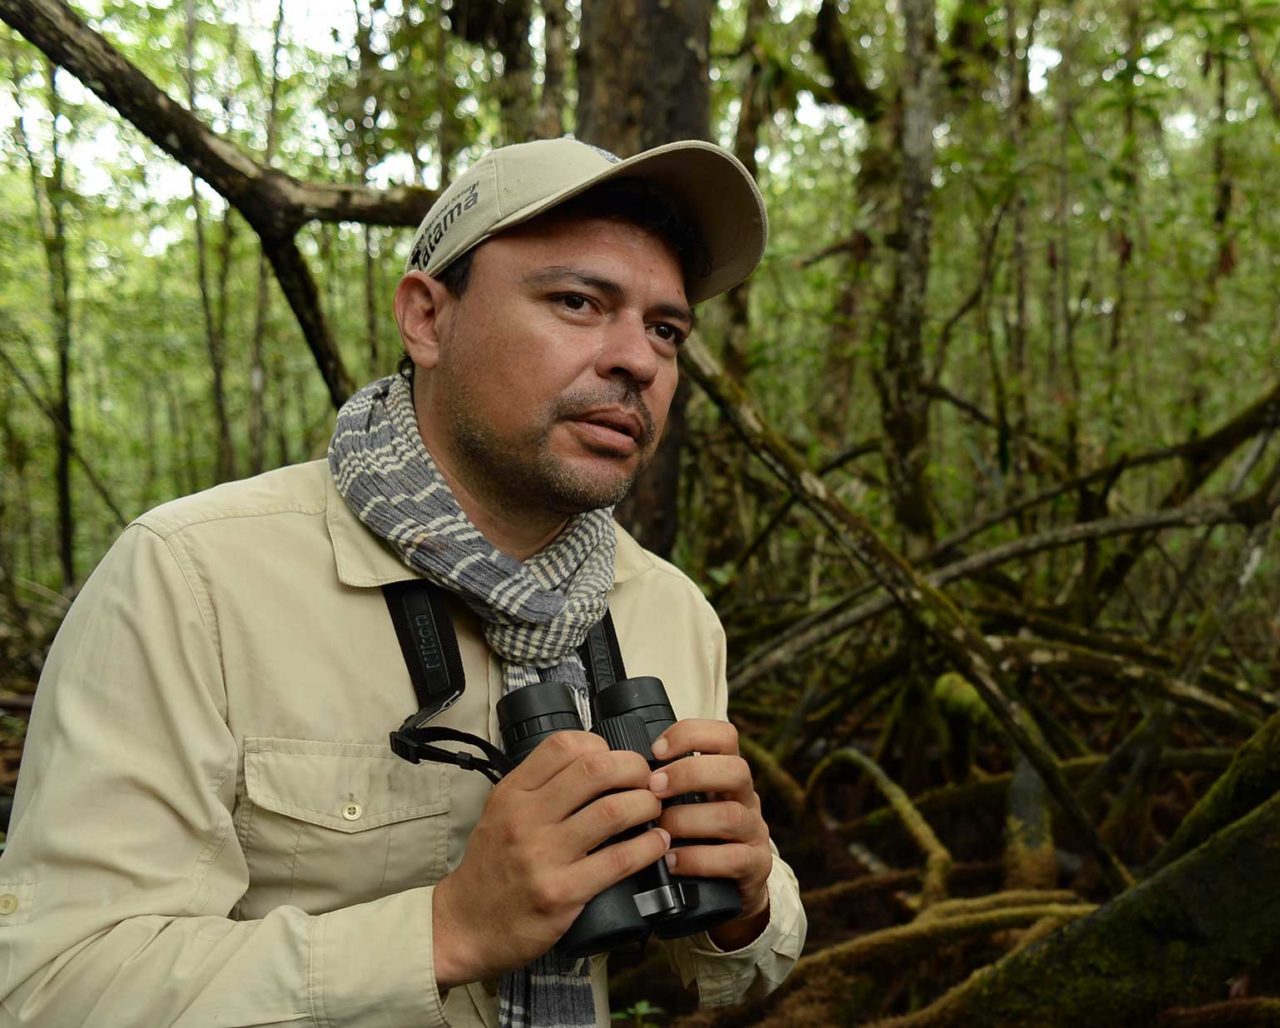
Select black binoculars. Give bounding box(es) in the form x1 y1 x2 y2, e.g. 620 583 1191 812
496 675 742 958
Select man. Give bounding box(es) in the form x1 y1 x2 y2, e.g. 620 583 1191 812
0 138 805 1027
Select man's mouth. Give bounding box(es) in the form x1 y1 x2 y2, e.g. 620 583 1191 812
577 408 643 441
565 406 652 453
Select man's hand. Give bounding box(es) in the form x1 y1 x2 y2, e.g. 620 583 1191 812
431 730 670 989
649 719 773 950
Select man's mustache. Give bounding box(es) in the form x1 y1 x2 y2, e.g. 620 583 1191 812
554 387 657 447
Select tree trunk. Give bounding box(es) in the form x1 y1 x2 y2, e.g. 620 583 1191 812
534 0 568 139
577 0 712 558
874 0 939 555
1003 0 1035 519
18 57 78 589
449 0 534 142
185 0 235 483
248 0 284 476
721 0 768 385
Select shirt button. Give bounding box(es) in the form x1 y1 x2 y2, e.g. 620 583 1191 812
0 894 18 915
341 802 363 821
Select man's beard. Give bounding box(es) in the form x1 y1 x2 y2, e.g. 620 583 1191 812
447 384 657 516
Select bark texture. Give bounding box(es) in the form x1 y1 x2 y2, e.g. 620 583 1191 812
875 0 939 553
577 0 712 558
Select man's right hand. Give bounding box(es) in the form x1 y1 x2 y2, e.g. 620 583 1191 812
430 730 670 989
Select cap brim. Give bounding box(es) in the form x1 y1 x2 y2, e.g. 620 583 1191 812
487 141 767 305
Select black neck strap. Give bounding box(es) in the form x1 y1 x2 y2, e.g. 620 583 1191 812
383 579 466 728
384 578 626 781
578 609 626 723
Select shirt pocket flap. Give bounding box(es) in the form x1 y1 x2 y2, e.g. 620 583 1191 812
244 737 449 834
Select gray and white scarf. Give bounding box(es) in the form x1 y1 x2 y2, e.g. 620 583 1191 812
329 373 611 1028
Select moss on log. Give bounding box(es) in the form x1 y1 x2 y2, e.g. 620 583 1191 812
876 790 1280 1027
1147 710 1280 874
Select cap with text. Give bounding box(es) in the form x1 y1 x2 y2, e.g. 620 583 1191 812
404 138 768 305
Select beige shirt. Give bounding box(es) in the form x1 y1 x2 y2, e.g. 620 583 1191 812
0 460 805 1026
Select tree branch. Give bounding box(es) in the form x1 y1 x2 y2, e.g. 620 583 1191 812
1243 24 1280 121
811 0 885 120
680 335 1133 893
262 236 354 407
0 0 436 235
0 0 438 406
730 497 1263 693
807 748 953 907
0 336 128 526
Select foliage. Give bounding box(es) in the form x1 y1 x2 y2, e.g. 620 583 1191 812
2 0 1279 1021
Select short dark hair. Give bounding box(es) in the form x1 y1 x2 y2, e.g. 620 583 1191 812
396 177 706 381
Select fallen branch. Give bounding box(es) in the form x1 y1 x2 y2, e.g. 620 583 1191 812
807 748 953 907
809 903 1096 975
730 498 1258 693
1084 380 1280 616
987 635 1266 729
973 601 1256 701
933 376 1280 562
681 335 1132 892
752 903 1095 1028
838 748 1234 842
916 889 1081 922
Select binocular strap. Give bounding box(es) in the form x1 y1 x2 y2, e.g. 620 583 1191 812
389 723 514 785
384 577 626 779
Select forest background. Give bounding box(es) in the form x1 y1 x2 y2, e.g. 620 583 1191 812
1 0 1279 1023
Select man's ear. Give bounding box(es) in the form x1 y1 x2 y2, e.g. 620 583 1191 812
394 270 452 370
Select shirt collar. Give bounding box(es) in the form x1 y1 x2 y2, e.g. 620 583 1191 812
325 466 653 588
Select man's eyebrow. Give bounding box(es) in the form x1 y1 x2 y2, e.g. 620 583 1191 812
652 302 697 332
524 266 695 328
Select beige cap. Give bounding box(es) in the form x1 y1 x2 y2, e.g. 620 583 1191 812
405 138 767 305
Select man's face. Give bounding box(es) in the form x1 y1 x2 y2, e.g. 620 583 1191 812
414 215 691 521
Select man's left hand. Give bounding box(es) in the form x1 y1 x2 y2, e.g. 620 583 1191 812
648 719 773 950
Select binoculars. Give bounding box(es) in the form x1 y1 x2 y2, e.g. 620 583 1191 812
496 675 742 958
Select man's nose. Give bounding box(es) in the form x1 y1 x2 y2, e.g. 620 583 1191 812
596 314 659 387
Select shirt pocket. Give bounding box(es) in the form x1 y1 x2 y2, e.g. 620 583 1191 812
236 737 451 918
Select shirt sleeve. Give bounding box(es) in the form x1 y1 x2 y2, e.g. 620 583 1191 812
660 596 807 1006
0 524 450 1027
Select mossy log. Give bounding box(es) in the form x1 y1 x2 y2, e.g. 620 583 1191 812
1147 709 1280 874
875 790 1280 1027
671 902 1094 1028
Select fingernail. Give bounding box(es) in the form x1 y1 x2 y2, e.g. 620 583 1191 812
656 828 671 849
649 771 669 794
652 737 670 758
664 851 677 869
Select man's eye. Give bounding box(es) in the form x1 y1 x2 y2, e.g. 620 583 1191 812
653 323 686 346
558 293 590 311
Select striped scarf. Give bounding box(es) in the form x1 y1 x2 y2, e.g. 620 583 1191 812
329 373 607 1027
